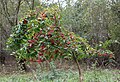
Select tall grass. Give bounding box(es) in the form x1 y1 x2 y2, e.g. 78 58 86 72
0 68 119 82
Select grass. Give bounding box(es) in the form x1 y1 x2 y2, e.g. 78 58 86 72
83 69 120 82
0 68 119 82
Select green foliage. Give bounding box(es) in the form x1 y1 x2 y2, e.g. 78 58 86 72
6 7 95 63
109 2 120 42
62 0 120 44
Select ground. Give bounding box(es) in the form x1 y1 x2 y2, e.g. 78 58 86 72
0 68 120 82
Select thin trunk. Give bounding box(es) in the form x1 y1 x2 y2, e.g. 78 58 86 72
15 0 22 25
32 0 35 10
72 52 83 82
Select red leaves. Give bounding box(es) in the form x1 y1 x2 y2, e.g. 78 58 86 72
60 33 66 40
23 19 28 24
40 43 46 52
67 41 71 45
60 33 66 39
28 40 36 43
29 58 34 62
103 53 108 56
60 33 64 37
39 43 46 53
98 53 108 57
48 30 54 35
33 33 40 41
29 58 44 64
34 33 39 38
39 52 43 56
41 45 45 50
47 30 54 38
98 53 113 58
41 12 47 20
50 30 54 33
109 54 113 58
28 40 35 48
36 59 43 64
54 49 59 54
50 39 55 45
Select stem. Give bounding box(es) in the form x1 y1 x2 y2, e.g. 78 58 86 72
72 52 83 82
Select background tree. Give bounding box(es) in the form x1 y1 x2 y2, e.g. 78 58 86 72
61 0 120 65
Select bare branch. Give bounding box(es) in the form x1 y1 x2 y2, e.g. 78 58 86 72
0 0 14 26
15 0 22 25
4 0 10 17
32 0 34 10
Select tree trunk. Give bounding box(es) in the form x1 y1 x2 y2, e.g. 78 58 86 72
72 52 83 82
32 0 35 10
18 59 27 72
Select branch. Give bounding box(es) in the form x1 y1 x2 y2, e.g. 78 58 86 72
32 0 34 10
15 0 22 25
0 12 6 18
0 0 14 26
72 51 83 82
4 0 10 17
